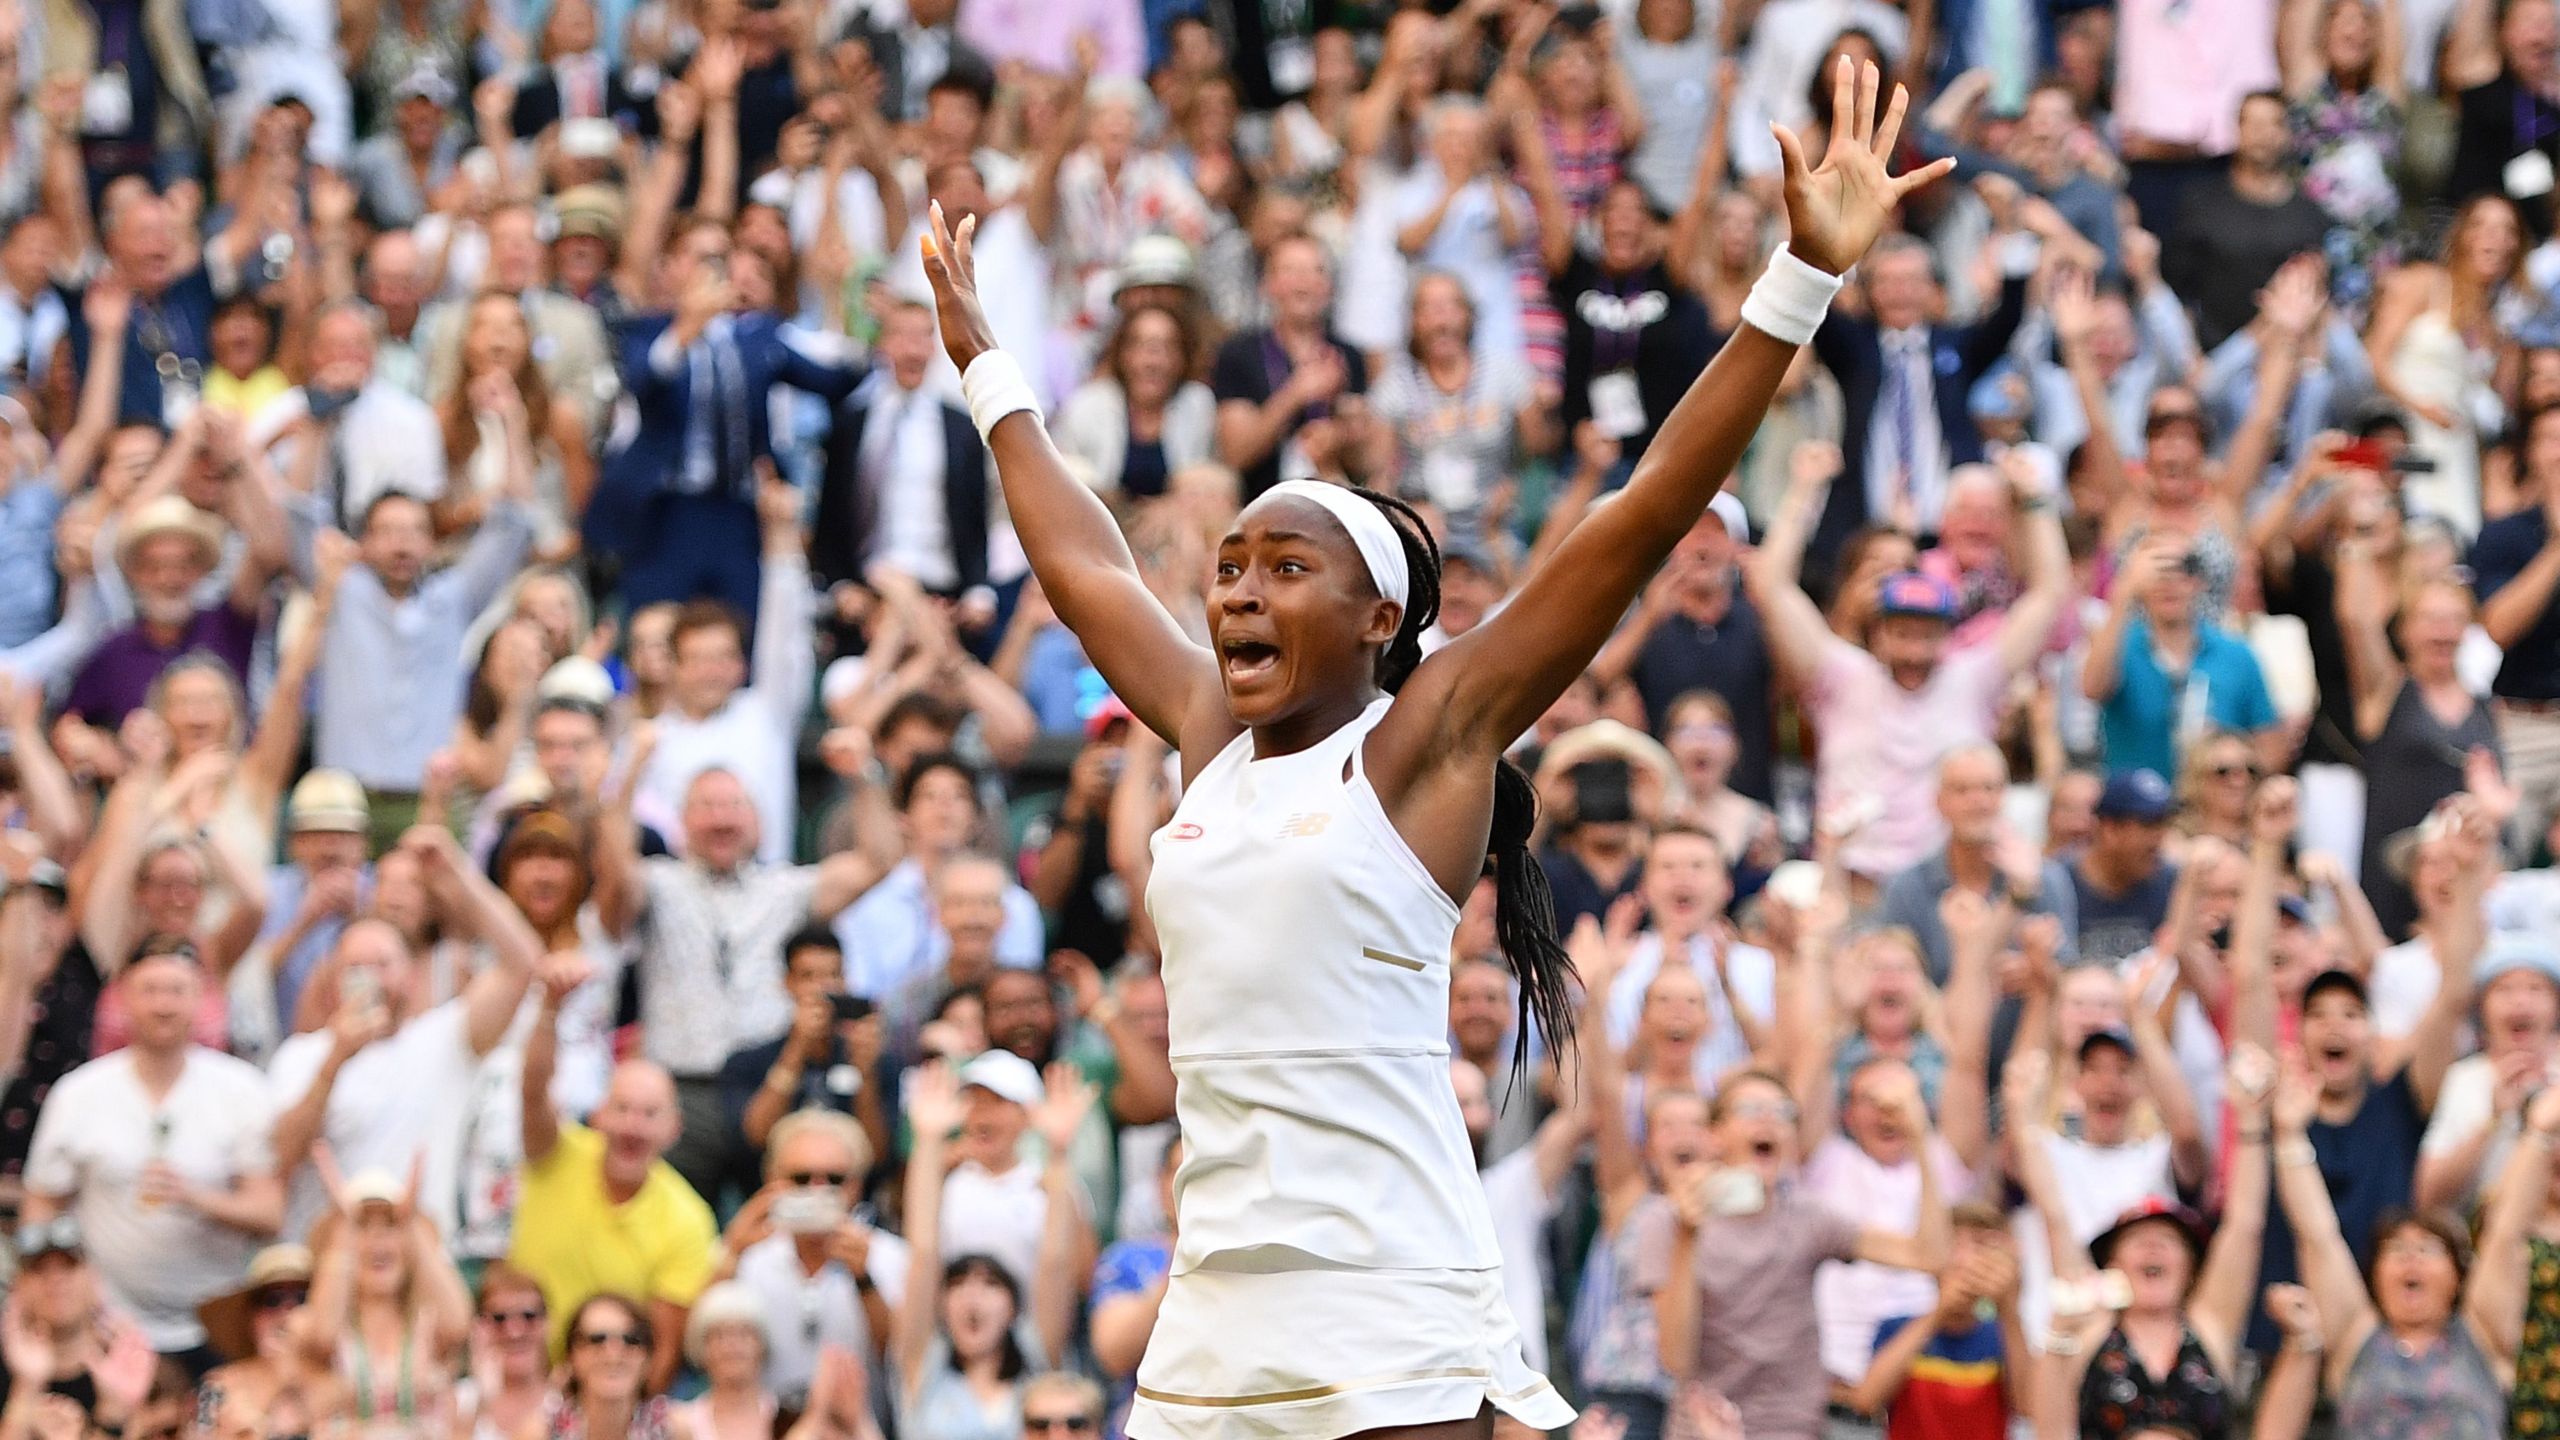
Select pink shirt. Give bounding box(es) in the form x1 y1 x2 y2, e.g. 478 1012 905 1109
2115 0 2279 153
1805 640 2008 878
956 0 1145 79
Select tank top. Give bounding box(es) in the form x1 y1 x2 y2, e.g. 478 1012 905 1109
2358 679 2497 938
1144 695 1499 1275
2077 1323 2230 1440
2340 1322 2506 1440
2511 1236 2560 1437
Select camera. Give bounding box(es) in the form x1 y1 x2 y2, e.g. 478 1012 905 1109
772 1187 848 1235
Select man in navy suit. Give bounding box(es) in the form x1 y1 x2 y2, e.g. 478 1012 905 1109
504 0 649 139
1809 233 2030 569
589 215 862 620
810 301 994 626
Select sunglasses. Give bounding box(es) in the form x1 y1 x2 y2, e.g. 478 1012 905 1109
784 1171 851 1188
1023 1418 1095 1434
482 1307 545 1327
254 1287 308 1313
577 1329 646 1351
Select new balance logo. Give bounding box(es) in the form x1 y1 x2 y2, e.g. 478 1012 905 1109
1279 812 1332 838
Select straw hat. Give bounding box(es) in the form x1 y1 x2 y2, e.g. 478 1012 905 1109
196 1244 314 1361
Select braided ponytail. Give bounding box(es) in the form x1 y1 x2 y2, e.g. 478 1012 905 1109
1350 489 1578 1075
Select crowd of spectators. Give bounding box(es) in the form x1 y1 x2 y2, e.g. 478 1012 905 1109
9 0 2560 1438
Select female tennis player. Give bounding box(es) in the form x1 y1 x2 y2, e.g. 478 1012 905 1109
920 58 1951 1440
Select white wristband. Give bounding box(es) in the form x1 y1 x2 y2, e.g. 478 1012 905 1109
1739 245 1846 347
961 351 1038 444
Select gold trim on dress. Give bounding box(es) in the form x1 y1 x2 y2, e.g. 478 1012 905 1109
1361 946 1428 972
1137 1366 1492 1408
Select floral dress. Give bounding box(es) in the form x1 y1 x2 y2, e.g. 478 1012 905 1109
2077 1324 2231 1440
2291 79 2403 318
2512 1236 2560 1437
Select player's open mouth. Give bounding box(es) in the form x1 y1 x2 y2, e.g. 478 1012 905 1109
1221 639 1280 681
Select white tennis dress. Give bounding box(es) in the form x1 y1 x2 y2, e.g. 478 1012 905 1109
1128 697 1575 1440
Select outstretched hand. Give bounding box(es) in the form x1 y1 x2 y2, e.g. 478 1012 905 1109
920 201 1001 373
1772 57 1955 276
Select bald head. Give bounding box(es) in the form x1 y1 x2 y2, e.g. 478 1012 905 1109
595 1059 682 1184
1936 742 2009 846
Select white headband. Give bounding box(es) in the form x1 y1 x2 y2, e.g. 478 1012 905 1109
1253 480 1411 608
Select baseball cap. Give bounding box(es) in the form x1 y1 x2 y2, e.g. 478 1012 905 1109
1706 492 1750 545
339 1169 406 1212
1114 235 1197 295
551 185 627 243
2077 1027 2137 1063
2088 1197 2204 1269
1084 695 1135 741
2302 967 2368 1009
1874 571 1959 624
957 1050 1043 1107
287 769 370 834
2476 935 2560 996
536 655 616 709
390 65 456 108
2095 769 2174 823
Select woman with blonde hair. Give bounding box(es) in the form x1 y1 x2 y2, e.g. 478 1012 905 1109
301 1164 473 1432
2172 730 2260 850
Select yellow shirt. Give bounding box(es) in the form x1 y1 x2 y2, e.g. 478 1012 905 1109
505 1123 718 1357
201 365 293 422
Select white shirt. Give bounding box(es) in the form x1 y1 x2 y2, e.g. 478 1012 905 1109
1479 1146 1560 1374
2419 1054 2517 1213
941 1156 1081 1290
0 283 66 392
1730 0 1908 177
24 1047 278 1350
1803 1134 1961 1382
2011 1129 2174 1334
1603 932 1777 1090
836 857 1047 1000
635 555 817 865
254 382 448 523
735 1228 912 1402
855 373 956 590
2371 937 2442 1040
267 1000 482 1241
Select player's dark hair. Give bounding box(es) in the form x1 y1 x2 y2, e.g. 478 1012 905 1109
1351 486 1577 1078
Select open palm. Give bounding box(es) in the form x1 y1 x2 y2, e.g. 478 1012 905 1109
1773 57 1955 275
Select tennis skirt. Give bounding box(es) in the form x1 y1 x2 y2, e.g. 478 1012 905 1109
1126 1261 1576 1439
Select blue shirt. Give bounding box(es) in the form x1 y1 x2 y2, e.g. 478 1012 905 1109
2099 617 2276 778
1090 1237 1171 1440
0 481 61 649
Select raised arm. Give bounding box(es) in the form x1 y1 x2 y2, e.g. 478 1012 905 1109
894 1063 964 1402
1745 439 1854 679
920 206 1221 751
2190 1044 2275 1367
2397 798 2494 1110
1936 891 2008 1169
1027 1064 1099 1366
1403 60 1953 755
517 953 583 1166
2272 1058 2381 1362
2124 956 2210 1191
2465 1088 2560 1374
